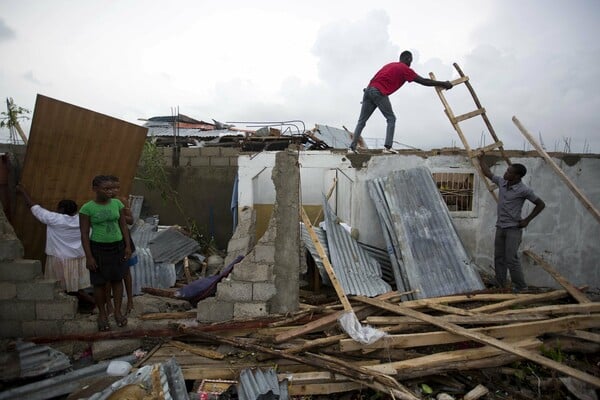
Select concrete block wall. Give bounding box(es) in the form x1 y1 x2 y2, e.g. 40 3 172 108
0 210 77 338
197 214 277 322
161 146 240 168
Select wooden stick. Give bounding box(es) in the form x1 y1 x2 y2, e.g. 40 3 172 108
312 177 337 225
140 311 197 320
354 296 600 388
463 384 490 400
523 250 591 303
470 290 568 313
513 116 600 223
169 340 225 359
300 207 353 312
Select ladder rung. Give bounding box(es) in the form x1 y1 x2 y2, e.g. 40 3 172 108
469 141 504 158
453 108 486 123
450 76 469 86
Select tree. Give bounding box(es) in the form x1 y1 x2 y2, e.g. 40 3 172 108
0 98 30 144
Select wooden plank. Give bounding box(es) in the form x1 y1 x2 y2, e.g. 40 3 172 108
300 207 353 312
560 329 600 344
288 381 363 395
453 107 486 123
169 340 225 360
523 250 591 303
355 296 600 388
513 116 600 223
13 94 147 261
140 311 197 320
393 293 522 308
470 290 568 313
469 141 504 158
495 302 600 316
426 303 480 316
365 313 549 327
366 337 541 375
340 314 600 352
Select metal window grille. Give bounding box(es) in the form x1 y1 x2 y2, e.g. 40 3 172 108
432 172 474 212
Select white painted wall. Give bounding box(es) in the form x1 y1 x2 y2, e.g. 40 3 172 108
238 150 600 289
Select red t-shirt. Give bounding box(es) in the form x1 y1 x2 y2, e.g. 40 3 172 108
368 62 417 96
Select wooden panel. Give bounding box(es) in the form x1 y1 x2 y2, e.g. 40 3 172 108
13 94 147 262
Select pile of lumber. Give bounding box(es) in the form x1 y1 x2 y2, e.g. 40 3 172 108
136 287 600 399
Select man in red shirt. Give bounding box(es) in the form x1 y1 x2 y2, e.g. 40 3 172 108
349 51 453 154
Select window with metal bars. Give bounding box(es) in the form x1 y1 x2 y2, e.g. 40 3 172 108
432 172 475 212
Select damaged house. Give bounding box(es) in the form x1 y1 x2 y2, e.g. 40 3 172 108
0 88 599 399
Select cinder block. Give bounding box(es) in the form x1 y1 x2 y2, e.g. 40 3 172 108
200 147 221 157
0 320 22 338
220 147 239 157
217 281 252 302
0 282 17 299
36 295 77 320
62 318 98 335
234 302 268 319
22 320 61 337
0 300 35 320
210 157 230 167
253 245 275 263
189 156 210 166
92 339 142 361
196 297 234 322
180 147 200 157
252 282 276 301
0 259 42 281
232 263 272 282
0 239 23 261
227 237 251 254
17 279 60 301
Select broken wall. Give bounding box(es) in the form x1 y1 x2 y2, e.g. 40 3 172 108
237 150 600 289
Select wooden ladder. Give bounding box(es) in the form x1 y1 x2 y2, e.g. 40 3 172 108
430 63 511 200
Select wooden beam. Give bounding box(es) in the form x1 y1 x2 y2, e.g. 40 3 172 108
560 329 600 344
470 290 568 313
495 302 600 316
365 313 548 327
366 337 541 375
523 250 591 303
300 207 353 312
340 314 600 352
426 303 480 316
513 116 600 223
288 381 363 395
354 296 600 388
168 340 225 360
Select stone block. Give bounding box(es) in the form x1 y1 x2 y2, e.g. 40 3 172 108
252 282 277 301
253 245 275 263
210 157 230 167
36 295 77 320
0 239 23 261
197 297 234 322
199 147 221 157
0 300 35 320
22 320 62 337
62 317 98 335
189 156 210 166
92 339 142 361
0 259 42 281
233 302 268 319
220 147 239 157
17 279 60 301
0 282 16 299
0 320 22 338
180 147 200 157
227 236 251 254
232 263 272 282
217 281 252 302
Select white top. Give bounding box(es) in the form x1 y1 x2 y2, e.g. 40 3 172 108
31 205 85 259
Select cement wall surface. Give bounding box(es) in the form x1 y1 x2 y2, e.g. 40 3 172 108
237 150 600 289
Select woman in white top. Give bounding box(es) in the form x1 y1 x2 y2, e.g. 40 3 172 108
18 185 94 305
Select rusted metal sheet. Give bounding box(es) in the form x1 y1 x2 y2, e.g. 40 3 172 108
13 94 147 262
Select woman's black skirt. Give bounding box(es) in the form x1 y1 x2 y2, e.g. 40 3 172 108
89 240 127 285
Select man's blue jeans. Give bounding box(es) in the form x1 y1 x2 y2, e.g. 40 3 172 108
494 227 526 290
350 87 396 150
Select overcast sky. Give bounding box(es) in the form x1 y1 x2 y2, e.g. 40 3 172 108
1 0 599 151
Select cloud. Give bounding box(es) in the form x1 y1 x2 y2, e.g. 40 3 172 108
0 18 15 42
22 71 42 85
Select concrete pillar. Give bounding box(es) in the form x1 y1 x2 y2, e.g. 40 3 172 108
270 150 300 313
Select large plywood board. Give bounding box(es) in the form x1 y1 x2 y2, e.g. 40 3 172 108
13 94 148 262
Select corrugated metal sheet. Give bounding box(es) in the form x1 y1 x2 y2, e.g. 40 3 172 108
0 355 137 400
90 358 188 400
368 167 484 299
146 124 242 139
313 124 353 149
238 368 288 400
322 198 391 297
13 94 147 262
129 195 144 223
148 227 200 264
357 242 395 288
130 248 176 295
0 341 70 380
